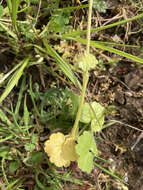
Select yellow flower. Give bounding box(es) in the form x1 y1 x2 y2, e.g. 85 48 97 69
44 132 78 167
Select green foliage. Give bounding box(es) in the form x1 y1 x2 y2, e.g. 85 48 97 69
30 152 44 164
9 161 21 174
76 131 98 173
0 146 11 159
32 134 38 144
0 5 3 18
17 22 35 41
65 36 143 64
48 10 71 33
24 95 30 127
80 101 105 132
25 135 38 152
68 92 80 118
24 143 36 152
33 86 71 121
42 39 81 89
0 58 29 105
93 0 106 13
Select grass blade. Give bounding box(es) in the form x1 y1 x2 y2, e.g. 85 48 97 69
0 62 22 85
94 162 125 184
29 76 41 117
65 37 143 64
0 109 12 127
0 57 29 105
23 94 30 135
92 41 139 48
0 21 17 39
6 0 12 12
14 74 26 120
11 0 21 31
6 178 23 190
0 135 13 143
37 39 81 89
63 13 143 37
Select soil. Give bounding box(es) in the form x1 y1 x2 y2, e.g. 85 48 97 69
92 62 143 190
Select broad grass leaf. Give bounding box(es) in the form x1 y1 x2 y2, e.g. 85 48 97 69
66 37 143 64
5 179 22 190
0 57 29 105
24 95 29 127
0 109 13 126
63 13 143 37
76 131 98 173
0 5 3 18
42 39 81 89
0 21 18 39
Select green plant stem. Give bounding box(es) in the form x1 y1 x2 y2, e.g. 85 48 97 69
71 72 89 138
71 0 93 138
86 0 93 53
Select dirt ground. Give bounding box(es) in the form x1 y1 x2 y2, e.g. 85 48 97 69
92 63 143 190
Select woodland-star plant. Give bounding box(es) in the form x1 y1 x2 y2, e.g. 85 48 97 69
44 0 102 173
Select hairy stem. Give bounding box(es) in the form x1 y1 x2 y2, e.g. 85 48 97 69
71 0 93 138
71 72 89 138
86 0 93 54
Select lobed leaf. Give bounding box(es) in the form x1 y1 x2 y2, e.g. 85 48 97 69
62 137 78 161
76 131 98 173
44 133 70 167
44 133 78 167
80 101 105 133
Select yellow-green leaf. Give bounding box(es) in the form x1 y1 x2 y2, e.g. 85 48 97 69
62 137 78 161
76 52 98 72
76 131 98 173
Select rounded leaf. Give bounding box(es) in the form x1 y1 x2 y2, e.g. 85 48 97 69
77 53 98 72
76 131 98 173
62 137 78 161
44 132 70 167
44 133 78 167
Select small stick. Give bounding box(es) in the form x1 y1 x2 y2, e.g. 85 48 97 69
131 132 143 150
